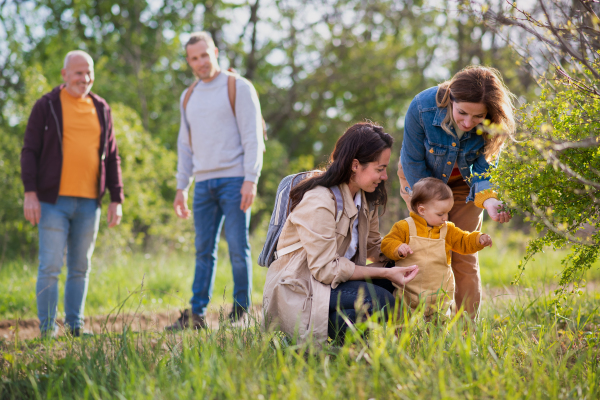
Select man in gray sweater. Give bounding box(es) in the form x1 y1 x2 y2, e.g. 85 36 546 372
167 32 264 330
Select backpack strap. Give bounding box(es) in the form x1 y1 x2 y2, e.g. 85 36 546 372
273 184 345 260
227 69 268 141
183 80 200 147
227 73 236 115
328 185 344 223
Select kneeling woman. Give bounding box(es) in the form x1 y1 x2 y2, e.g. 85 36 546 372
263 122 418 344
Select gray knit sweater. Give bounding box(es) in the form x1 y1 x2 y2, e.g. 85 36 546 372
176 72 264 190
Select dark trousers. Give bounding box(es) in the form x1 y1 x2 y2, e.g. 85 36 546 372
328 276 396 339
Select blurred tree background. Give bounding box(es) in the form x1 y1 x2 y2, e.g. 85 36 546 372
0 0 538 261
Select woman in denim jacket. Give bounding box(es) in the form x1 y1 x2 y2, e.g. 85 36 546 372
397 66 515 318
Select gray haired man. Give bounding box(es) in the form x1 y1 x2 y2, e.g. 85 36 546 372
21 50 124 337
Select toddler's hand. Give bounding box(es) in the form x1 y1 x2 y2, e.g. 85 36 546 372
479 234 492 248
396 243 413 258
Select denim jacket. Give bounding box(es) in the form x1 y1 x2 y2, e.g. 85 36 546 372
400 86 493 203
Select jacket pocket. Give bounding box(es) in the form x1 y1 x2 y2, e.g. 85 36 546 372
464 150 480 165
277 276 312 334
279 277 310 297
424 142 447 171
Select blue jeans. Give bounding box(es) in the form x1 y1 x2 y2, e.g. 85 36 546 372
191 177 252 316
37 196 101 334
328 277 396 339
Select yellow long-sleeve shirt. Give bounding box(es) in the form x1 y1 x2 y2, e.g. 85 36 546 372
381 212 485 265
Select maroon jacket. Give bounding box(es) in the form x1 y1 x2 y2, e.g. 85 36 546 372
21 85 124 205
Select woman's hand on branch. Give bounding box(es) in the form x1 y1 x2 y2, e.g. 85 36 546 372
483 198 511 224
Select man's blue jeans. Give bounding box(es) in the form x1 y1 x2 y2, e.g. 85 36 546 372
191 177 252 316
37 196 101 334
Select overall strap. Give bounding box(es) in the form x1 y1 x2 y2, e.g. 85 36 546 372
406 217 418 237
439 223 448 240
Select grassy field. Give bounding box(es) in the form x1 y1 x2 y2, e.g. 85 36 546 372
0 288 598 399
1 222 599 399
1 221 599 321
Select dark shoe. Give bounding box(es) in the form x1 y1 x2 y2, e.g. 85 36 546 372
70 328 93 338
228 305 247 322
165 309 207 331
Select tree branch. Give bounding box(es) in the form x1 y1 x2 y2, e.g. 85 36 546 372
543 150 600 189
529 194 596 245
551 135 600 151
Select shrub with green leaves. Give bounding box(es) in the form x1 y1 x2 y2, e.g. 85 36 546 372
476 0 600 300
492 82 599 297
96 103 191 254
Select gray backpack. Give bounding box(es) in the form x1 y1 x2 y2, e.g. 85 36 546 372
258 171 344 267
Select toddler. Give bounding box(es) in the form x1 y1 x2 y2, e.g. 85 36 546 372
381 177 492 317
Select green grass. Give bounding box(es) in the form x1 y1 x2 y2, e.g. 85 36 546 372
1 222 599 320
0 289 598 399
1 225 599 399
0 238 268 320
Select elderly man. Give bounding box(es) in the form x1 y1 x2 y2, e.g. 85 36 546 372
21 50 124 338
167 31 264 330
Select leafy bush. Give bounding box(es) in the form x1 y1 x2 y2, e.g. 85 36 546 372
477 0 600 299
0 126 37 261
493 84 600 294
96 103 193 255
0 66 54 261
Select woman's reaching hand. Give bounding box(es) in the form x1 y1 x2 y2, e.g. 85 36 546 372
385 264 419 287
483 198 511 224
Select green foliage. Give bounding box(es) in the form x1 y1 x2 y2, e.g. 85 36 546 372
493 82 600 296
0 291 599 399
0 126 35 261
0 66 53 260
0 0 548 258
97 103 191 253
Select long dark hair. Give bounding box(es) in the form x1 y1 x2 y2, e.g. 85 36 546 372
289 122 394 212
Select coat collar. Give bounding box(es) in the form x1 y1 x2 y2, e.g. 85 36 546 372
432 107 447 127
339 182 363 219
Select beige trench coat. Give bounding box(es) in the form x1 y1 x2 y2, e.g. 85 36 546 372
262 183 389 344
